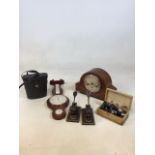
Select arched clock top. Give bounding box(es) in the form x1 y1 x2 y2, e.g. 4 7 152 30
76 68 117 101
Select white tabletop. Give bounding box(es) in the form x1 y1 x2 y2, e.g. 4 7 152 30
19 68 134 155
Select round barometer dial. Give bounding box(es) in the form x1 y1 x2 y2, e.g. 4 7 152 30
84 74 101 93
47 94 69 110
49 95 68 105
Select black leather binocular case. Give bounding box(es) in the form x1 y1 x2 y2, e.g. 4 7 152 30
20 70 48 99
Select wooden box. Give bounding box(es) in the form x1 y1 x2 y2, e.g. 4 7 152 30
96 88 133 125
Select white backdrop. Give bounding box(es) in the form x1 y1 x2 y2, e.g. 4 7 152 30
19 0 134 73
19 0 135 155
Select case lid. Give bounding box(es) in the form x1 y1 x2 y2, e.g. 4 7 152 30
105 88 133 110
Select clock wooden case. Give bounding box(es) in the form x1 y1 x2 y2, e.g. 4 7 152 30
76 68 117 101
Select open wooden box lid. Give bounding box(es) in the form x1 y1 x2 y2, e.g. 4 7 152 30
105 88 133 110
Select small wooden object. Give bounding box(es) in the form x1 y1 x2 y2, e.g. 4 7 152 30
66 91 81 123
47 79 69 120
82 92 95 125
96 88 133 125
76 68 116 101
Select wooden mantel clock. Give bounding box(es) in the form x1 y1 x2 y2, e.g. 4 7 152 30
75 68 117 101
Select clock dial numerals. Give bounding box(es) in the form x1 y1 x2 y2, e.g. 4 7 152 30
84 74 101 93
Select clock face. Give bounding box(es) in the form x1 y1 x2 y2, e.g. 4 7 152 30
49 95 67 105
84 74 101 93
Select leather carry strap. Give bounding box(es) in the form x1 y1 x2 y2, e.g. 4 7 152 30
19 83 24 88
